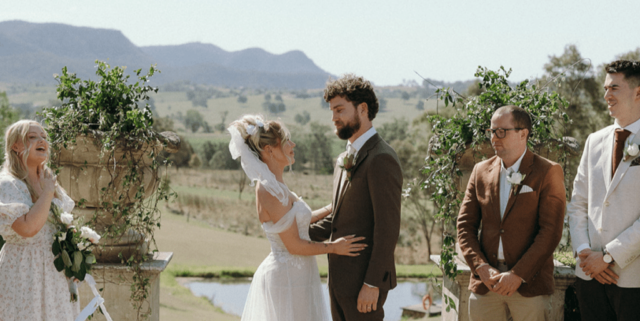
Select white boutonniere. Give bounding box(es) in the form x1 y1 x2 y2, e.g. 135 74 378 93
507 171 526 195
624 139 639 162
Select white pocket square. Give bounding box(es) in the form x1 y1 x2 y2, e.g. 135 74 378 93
519 185 534 194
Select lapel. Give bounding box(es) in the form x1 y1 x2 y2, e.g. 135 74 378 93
332 151 348 210
601 127 615 190
333 134 381 215
605 131 640 201
487 157 502 222
351 134 381 174
502 149 534 222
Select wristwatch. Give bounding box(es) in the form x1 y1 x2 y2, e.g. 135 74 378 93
603 249 614 264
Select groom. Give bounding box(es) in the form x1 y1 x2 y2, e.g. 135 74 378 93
309 74 402 321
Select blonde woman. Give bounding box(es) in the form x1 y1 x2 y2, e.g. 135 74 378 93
229 115 366 321
0 120 79 320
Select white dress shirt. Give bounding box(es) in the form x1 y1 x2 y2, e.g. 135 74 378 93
497 148 527 260
575 117 640 255
346 126 377 159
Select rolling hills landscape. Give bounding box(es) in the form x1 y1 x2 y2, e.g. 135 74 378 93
0 20 333 89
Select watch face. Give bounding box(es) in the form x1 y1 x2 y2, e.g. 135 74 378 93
604 254 613 264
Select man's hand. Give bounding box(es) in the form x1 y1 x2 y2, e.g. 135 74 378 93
579 249 609 278
476 264 500 291
593 267 619 285
491 272 522 296
357 284 379 313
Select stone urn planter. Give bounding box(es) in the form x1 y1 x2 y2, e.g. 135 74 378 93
54 131 180 263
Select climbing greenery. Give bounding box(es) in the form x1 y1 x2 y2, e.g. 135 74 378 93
420 66 572 308
39 61 173 319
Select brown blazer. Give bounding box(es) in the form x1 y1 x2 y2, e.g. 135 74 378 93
309 134 402 297
457 149 565 297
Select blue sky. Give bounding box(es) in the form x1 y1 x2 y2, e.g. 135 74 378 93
2 0 639 86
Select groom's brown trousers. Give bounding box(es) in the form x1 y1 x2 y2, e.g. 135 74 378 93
329 285 389 321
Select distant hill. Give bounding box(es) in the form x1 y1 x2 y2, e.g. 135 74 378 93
0 20 332 89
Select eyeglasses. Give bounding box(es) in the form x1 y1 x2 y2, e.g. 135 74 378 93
485 128 523 139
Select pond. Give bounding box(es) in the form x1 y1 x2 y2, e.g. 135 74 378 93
184 278 441 321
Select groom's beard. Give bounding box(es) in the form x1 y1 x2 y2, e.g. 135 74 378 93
335 114 361 140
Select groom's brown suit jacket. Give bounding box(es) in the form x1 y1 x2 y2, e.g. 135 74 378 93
309 134 402 298
457 149 566 297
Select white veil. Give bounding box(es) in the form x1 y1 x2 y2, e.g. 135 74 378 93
228 125 290 206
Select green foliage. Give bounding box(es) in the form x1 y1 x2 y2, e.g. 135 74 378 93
320 97 330 109
39 60 174 318
0 92 21 163
294 110 311 125
184 109 211 133
237 95 248 104
415 100 425 110
188 154 202 168
288 122 336 174
377 118 409 143
420 66 571 279
186 89 213 108
379 97 388 112
200 140 239 170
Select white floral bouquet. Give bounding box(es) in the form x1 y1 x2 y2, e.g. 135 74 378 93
49 204 100 302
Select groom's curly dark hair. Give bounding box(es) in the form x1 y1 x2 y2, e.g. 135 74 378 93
324 74 379 121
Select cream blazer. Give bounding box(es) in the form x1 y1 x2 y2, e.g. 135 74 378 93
568 125 640 287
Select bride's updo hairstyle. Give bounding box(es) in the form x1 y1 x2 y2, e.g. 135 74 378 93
229 114 291 162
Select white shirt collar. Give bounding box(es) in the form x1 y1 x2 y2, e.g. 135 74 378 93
346 127 377 154
500 148 527 173
614 117 640 134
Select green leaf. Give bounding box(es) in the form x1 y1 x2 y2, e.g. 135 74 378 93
52 240 61 255
53 256 65 272
72 251 83 272
61 250 72 267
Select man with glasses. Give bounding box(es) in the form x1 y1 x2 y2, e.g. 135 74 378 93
457 105 566 320
568 60 640 321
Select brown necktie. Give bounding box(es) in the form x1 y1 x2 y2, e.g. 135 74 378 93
612 129 631 176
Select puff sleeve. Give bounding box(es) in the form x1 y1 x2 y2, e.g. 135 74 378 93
0 175 32 236
51 186 75 214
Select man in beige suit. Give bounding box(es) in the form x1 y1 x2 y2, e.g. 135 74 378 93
457 105 566 321
568 60 640 321
309 74 402 321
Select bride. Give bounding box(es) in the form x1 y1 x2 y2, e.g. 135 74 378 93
229 115 365 321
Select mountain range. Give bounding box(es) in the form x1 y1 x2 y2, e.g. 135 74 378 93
0 20 333 89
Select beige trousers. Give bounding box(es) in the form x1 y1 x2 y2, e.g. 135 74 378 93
468 290 549 321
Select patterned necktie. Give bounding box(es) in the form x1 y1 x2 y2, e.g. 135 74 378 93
612 129 631 176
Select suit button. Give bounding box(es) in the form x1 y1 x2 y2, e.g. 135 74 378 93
492 254 497 258
500 229 505 234
604 201 610 206
598 228 603 232
332 228 337 233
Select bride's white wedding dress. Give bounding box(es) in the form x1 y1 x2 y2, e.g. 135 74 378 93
241 196 330 321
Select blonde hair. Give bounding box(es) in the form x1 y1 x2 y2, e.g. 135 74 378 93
3 120 54 200
229 114 290 161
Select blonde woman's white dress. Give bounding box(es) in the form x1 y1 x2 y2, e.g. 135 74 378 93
240 197 330 321
0 171 80 320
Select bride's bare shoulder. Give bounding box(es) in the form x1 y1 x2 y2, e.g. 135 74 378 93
256 182 284 209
